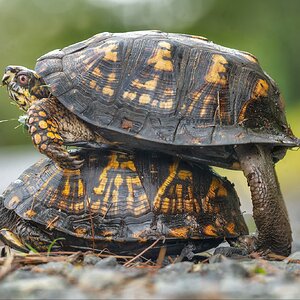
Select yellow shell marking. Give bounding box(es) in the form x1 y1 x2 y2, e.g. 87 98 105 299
199 94 215 118
111 174 123 204
159 99 174 110
93 154 122 211
102 43 118 62
62 176 71 196
169 227 189 238
132 75 159 91
108 73 116 81
207 177 228 198
8 196 21 207
93 154 119 195
154 161 199 214
78 179 84 197
126 175 149 216
177 170 193 181
92 67 102 77
25 209 37 218
203 224 218 237
123 91 137 101
90 80 97 89
205 54 228 86
176 184 183 212
238 79 269 122
74 227 87 237
147 41 173 72
252 79 269 99
71 201 84 212
93 153 148 216
139 94 151 104
120 160 136 172
102 86 114 96
154 160 179 212
226 222 236 235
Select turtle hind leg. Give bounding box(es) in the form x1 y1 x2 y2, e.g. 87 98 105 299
235 144 292 257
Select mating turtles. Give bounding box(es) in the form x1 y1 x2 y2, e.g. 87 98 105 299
2 31 298 255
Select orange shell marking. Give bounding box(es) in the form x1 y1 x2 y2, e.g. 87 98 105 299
147 41 174 72
205 54 228 86
203 224 218 237
169 227 189 238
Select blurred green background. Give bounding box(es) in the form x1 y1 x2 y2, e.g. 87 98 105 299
0 0 300 235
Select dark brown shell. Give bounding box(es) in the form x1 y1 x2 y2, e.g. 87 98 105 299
35 30 299 169
2 150 248 252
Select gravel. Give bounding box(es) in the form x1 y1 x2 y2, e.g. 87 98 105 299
1 251 300 299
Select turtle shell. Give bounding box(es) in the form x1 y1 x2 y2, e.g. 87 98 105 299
1 149 248 255
35 30 299 169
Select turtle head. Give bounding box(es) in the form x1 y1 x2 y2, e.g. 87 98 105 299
2 66 50 111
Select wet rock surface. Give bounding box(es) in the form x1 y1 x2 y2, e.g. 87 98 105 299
1 249 300 299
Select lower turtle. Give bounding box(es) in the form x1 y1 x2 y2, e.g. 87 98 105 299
0 149 248 257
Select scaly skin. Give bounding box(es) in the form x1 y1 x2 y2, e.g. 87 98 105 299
27 97 109 169
0 196 58 252
235 144 292 256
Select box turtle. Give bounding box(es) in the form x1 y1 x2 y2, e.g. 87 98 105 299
0 149 248 256
2 30 298 256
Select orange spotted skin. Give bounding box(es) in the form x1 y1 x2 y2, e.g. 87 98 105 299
31 30 298 169
27 97 110 169
1 150 248 255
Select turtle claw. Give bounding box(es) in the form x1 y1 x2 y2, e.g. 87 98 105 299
41 143 84 170
56 152 85 170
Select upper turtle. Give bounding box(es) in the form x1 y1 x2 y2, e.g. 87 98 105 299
36 30 297 144
2 30 299 168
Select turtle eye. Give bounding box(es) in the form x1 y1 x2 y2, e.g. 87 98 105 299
17 74 29 86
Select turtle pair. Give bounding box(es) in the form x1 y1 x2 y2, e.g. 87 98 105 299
1 31 299 257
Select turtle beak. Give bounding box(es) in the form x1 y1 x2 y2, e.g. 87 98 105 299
1 66 18 86
1 74 10 86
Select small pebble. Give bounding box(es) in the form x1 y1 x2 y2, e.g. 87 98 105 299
83 254 102 266
95 256 118 269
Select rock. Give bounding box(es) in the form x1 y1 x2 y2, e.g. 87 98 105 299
209 253 228 263
158 261 194 276
31 261 74 275
83 254 102 266
77 268 126 291
0 273 87 300
95 256 118 269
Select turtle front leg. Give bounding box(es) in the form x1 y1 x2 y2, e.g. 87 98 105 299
27 97 109 169
235 144 292 256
